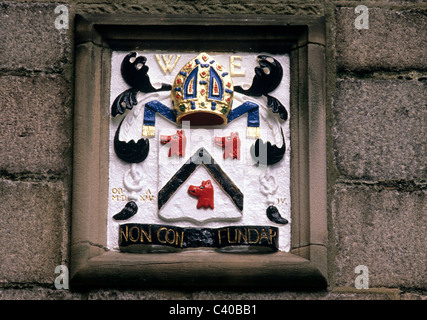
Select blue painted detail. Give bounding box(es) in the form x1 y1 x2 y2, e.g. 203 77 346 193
210 60 215 64
199 80 207 85
225 89 233 94
143 100 177 127
175 87 182 91
183 66 198 100
195 59 200 65
201 63 209 68
191 101 196 109
227 101 260 128
211 101 217 106
211 105 216 111
180 71 187 76
221 72 229 77
208 67 223 101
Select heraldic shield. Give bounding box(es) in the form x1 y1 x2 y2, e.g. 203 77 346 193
108 52 291 253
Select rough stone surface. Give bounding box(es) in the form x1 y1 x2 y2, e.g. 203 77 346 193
87 289 192 300
335 7 427 72
0 180 68 284
333 79 426 180
76 0 323 16
0 287 81 300
0 287 406 300
332 184 426 288
401 292 427 300
193 290 395 300
0 75 72 175
0 2 70 72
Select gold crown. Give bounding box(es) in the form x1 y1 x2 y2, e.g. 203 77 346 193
171 53 234 126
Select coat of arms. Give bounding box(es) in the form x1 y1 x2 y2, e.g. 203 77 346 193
108 52 290 252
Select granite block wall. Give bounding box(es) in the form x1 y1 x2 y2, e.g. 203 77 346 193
0 0 425 300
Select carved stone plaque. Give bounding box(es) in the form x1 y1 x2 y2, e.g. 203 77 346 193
107 51 291 253
71 15 327 289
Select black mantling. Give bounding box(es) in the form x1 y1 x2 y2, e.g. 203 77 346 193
114 118 150 163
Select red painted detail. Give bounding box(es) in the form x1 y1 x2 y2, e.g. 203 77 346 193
214 132 241 160
160 130 186 157
188 180 214 209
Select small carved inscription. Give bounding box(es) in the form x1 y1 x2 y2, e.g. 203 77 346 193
229 56 246 77
111 188 155 202
277 197 287 204
140 189 155 202
155 54 181 74
111 187 126 201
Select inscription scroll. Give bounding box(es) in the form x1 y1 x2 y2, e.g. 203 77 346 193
119 224 279 251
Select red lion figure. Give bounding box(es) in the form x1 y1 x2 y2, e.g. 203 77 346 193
160 130 186 157
214 131 241 160
188 180 214 209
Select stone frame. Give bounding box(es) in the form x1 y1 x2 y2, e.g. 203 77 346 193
71 14 327 290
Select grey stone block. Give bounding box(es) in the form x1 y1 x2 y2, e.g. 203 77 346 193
0 180 68 284
193 290 394 300
87 289 191 300
335 7 427 72
0 75 72 175
332 184 426 288
0 287 400 300
401 292 427 300
333 79 426 180
0 2 70 72
76 0 323 16
0 287 81 300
